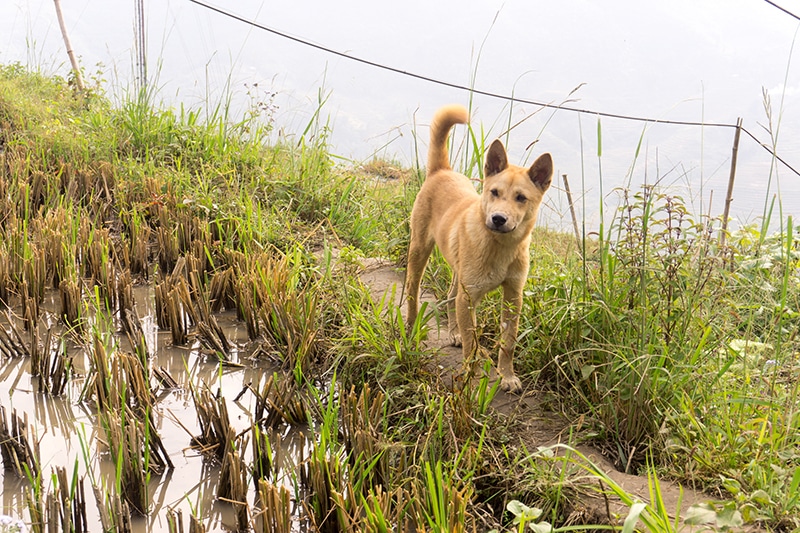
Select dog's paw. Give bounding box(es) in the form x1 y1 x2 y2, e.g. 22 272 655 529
499 375 522 394
449 332 462 347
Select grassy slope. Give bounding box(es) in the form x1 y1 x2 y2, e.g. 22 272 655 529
1 63 799 531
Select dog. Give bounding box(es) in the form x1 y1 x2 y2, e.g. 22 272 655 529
404 104 553 393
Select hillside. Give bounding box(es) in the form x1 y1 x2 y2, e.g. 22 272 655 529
0 63 797 532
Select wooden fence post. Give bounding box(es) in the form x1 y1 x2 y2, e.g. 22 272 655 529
720 117 743 246
134 0 147 92
53 0 85 91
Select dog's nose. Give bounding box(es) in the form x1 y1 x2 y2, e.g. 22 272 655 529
491 214 507 227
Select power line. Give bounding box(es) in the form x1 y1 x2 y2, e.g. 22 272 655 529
185 0 731 128
740 127 799 176
185 0 799 177
763 0 800 21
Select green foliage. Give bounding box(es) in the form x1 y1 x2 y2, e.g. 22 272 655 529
521 188 729 469
415 460 472 533
516 186 800 526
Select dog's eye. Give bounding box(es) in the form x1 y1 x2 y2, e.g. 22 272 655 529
490 189 499 197
516 194 527 203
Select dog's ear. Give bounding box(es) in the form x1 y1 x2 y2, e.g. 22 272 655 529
484 139 508 177
528 153 553 191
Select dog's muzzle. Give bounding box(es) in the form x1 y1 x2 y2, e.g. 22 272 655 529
487 214 513 233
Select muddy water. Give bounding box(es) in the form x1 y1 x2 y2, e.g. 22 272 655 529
0 284 308 532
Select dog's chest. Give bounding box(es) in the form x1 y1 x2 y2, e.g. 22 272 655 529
461 251 524 295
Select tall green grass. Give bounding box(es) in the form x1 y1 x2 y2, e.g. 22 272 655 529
512 114 800 528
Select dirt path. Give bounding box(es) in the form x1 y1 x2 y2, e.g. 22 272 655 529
358 257 715 525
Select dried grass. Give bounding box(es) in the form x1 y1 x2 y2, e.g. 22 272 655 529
256 479 292 533
167 507 207 533
92 482 133 533
58 277 82 330
190 383 235 460
253 374 309 428
28 466 89 533
0 311 29 358
34 327 71 396
217 439 250 531
0 406 39 478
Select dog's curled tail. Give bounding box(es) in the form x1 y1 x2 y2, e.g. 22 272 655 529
427 104 469 175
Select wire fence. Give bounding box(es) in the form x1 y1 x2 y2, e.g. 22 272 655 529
186 0 799 179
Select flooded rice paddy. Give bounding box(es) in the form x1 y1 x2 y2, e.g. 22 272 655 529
0 282 312 532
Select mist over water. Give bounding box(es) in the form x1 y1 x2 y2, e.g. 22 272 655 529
2 0 799 232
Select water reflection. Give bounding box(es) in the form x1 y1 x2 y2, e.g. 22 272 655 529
0 278 319 532
0 357 28 396
33 393 75 437
1 475 26 521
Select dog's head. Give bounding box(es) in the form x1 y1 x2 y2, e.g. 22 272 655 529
481 139 553 234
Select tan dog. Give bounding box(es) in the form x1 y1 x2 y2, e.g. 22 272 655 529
405 104 553 393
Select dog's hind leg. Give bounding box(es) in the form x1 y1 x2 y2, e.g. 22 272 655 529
404 237 434 329
455 287 480 369
446 274 462 346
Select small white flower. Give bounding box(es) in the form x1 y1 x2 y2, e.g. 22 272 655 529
0 515 27 533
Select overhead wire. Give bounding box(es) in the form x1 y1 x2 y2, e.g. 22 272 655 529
763 0 800 21
186 0 799 177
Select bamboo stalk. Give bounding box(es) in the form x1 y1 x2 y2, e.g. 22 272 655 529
52 0 85 91
562 173 583 254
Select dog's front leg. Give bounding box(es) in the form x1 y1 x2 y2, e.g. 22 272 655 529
498 283 524 393
455 288 480 373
